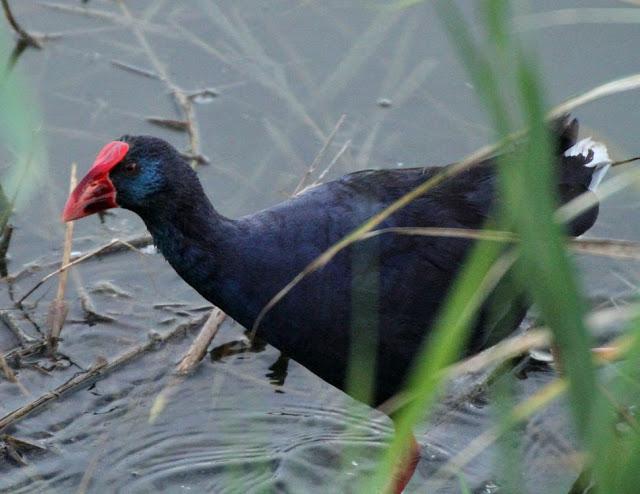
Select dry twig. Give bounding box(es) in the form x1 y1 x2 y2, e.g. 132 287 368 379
175 308 226 375
47 164 76 352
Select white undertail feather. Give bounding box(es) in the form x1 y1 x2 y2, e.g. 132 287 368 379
564 137 612 191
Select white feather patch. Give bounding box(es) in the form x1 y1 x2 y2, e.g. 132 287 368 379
564 137 612 191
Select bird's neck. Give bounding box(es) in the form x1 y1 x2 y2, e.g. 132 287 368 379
140 195 245 315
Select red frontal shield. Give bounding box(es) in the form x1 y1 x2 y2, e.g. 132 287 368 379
62 141 129 221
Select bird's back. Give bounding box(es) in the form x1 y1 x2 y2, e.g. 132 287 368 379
226 118 606 405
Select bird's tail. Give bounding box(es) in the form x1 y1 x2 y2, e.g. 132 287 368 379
552 116 611 236
554 115 612 192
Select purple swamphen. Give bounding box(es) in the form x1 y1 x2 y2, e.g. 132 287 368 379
62 116 611 492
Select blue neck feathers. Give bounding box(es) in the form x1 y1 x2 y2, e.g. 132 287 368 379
140 199 256 325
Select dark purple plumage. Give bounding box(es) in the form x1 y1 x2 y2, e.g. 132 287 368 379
70 117 607 407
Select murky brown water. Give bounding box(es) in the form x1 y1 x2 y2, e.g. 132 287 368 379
1 1 639 492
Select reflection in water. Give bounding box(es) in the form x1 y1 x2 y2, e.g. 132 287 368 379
211 333 290 387
267 353 290 387
7 39 30 72
211 333 266 362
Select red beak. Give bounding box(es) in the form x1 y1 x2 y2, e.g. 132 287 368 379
62 141 129 222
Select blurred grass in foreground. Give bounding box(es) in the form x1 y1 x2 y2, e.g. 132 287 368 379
358 1 640 492
0 16 46 219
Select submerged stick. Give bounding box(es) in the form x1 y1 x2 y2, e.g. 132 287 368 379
1 0 42 48
47 164 76 352
146 116 189 131
0 352 29 396
2 339 46 362
0 313 208 433
74 271 115 324
0 310 35 345
110 59 160 80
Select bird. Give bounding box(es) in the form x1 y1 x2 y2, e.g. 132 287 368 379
62 116 611 493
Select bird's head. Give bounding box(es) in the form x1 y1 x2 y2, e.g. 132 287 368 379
63 136 196 221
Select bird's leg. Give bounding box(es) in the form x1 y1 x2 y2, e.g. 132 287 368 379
388 432 420 494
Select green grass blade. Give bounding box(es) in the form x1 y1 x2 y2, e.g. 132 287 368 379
362 240 514 492
507 50 596 438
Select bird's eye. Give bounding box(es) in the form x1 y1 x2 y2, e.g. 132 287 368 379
124 162 139 175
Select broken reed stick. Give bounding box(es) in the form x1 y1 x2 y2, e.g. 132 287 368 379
47 164 76 352
175 308 226 375
2 339 46 362
0 313 209 433
0 0 42 48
